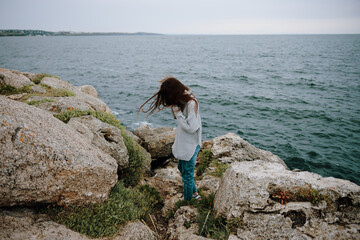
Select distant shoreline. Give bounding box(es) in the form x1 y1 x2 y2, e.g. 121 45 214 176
1 29 359 37
0 29 162 37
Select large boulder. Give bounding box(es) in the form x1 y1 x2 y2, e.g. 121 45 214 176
214 160 360 239
68 115 129 168
211 132 287 167
134 124 175 159
0 68 34 88
0 96 118 206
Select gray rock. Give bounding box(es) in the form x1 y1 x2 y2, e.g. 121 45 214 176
236 212 311 240
0 68 34 88
154 166 182 182
40 76 78 92
68 115 129 168
211 132 287 167
167 206 212 240
30 85 47 94
6 93 26 101
214 160 360 239
0 71 112 115
77 85 98 98
197 175 220 196
228 235 240 240
122 128 152 174
21 72 41 82
124 128 142 145
26 96 105 114
113 220 157 240
0 96 118 206
0 208 90 240
134 124 175 159
144 176 183 217
201 140 213 150
39 76 112 114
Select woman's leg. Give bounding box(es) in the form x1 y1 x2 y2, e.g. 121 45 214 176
179 145 201 201
181 161 194 201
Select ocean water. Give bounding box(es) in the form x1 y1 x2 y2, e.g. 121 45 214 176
0 35 359 185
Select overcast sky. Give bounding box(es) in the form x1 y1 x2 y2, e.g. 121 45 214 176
0 0 359 34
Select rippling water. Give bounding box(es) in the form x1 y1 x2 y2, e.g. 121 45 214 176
1 35 359 185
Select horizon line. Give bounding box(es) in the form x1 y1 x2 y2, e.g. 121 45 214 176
1 29 360 36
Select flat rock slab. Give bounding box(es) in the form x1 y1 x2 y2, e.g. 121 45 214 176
211 132 287 167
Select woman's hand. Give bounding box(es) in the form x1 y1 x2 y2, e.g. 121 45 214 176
171 105 183 119
173 105 181 113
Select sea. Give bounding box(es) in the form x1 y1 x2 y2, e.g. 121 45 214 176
0 34 359 185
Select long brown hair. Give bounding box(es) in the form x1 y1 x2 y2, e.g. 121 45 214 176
138 77 198 117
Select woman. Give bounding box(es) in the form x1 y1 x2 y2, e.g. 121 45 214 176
139 77 202 201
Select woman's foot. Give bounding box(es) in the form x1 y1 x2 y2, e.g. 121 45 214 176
192 193 201 200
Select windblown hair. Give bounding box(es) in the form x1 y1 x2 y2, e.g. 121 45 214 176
138 77 198 117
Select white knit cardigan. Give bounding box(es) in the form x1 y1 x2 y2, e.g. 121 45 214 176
172 99 202 161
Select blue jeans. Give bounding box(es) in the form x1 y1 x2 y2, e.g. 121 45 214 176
178 145 201 201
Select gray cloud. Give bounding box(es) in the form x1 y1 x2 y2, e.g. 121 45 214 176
0 0 359 34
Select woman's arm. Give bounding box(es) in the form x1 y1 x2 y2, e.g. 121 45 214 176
174 100 200 134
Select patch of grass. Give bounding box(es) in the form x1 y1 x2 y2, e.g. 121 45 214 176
54 109 147 187
0 84 32 95
44 182 162 238
209 160 228 178
20 84 75 101
119 133 146 186
195 149 228 179
51 88 75 97
195 149 213 177
54 109 115 124
136 184 163 209
226 217 244 234
32 73 60 84
194 194 228 239
296 184 330 205
27 98 55 106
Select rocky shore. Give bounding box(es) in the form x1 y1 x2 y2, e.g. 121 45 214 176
0 68 359 239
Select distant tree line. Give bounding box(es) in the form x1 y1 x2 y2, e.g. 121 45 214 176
0 29 161 37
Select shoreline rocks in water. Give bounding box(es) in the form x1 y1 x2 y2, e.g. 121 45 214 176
0 68 359 239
